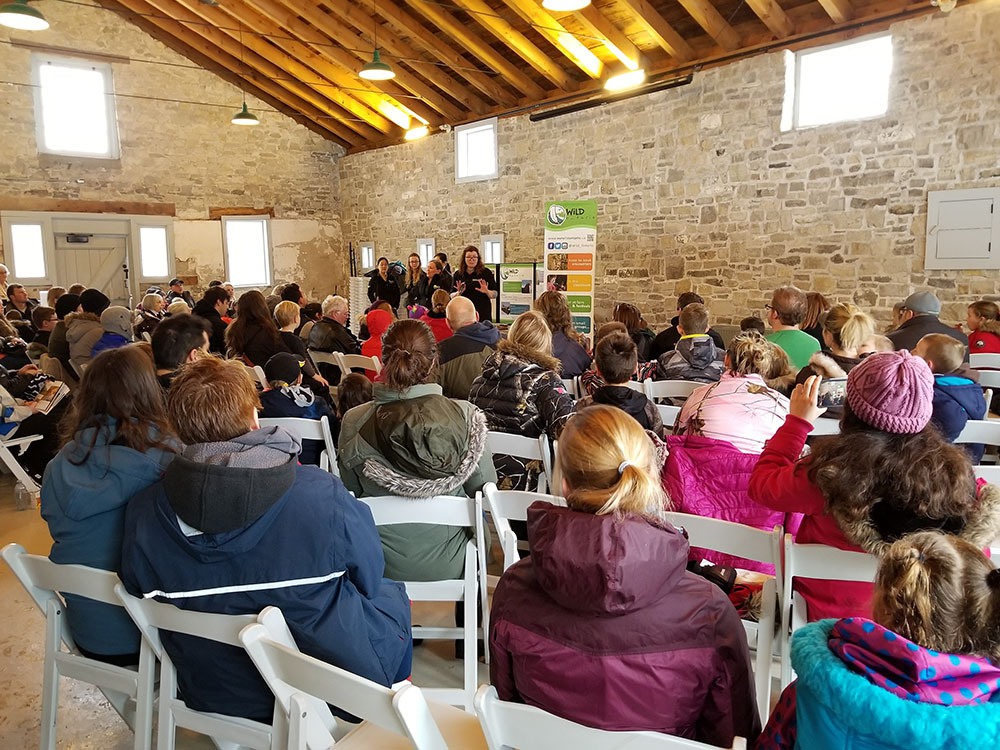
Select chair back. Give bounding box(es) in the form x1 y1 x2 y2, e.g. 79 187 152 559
245 363 268 389
560 378 579 399
474 686 738 750
39 353 69 382
486 432 553 493
970 353 1000 370
808 418 841 436
955 419 1000 446
483 483 566 571
623 380 645 394
975 465 1000 483
241 607 450 750
644 379 701 403
656 403 681 429
258 416 338 475
337 352 382 375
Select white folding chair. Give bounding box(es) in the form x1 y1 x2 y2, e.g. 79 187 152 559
474 686 743 750
70 360 88 379
246 363 269 389
258 416 338 475
336 352 382 376
656 403 681 430
486 432 553 494
241 607 486 750
0 431 44 494
975 465 1000 483
623 380 645 394
644 379 701 403
140 331 152 343
955 419 1000 448
780 535 877 688
2 544 154 750
808 418 841 436
560 378 578 399
483 483 566 572
970 353 1000 370
114 584 281 750
357 495 484 709
664 513 780 721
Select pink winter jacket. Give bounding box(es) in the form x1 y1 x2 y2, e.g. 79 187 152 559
676 373 789 454
663 434 802 573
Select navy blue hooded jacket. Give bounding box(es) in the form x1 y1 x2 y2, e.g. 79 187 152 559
930 375 987 462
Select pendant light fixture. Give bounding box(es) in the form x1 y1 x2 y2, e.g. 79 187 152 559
0 0 49 30
541 0 591 11
231 20 259 126
359 0 395 81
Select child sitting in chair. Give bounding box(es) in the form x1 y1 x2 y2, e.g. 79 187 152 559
259 352 335 467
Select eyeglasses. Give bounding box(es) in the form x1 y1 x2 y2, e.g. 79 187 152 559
764 304 774 312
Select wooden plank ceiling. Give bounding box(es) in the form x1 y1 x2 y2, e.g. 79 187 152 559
100 0 941 152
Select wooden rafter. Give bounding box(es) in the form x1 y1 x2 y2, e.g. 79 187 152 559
102 0 360 145
573 5 646 71
744 0 795 38
615 0 695 62
450 0 578 90
817 0 855 23
675 0 742 50
499 0 604 78
404 0 547 100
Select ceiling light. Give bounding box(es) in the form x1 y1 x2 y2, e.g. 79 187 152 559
0 0 49 30
405 125 429 141
542 0 590 11
604 69 646 92
231 102 259 126
359 49 395 81
931 0 956 10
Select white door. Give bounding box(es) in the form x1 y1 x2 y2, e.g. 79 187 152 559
53 234 131 307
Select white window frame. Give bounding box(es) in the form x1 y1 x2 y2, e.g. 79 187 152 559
360 242 375 271
31 52 121 159
0 212 56 287
481 234 504 265
781 33 893 132
222 216 273 288
455 118 498 183
417 238 436 266
131 219 175 285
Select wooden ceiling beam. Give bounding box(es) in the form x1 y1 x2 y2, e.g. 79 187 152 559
573 5 646 71
102 0 361 145
171 0 395 134
675 0 742 50
744 0 795 38
328 0 517 107
244 0 441 125
313 0 490 114
268 0 467 121
615 0 695 62
817 0 855 23
401 0 547 100
498 0 603 78
450 0 578 90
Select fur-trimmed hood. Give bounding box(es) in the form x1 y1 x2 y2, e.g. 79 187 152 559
764 368 797 396
979 319 1000 337
64 311 100 327
808 351 851 379
494 339 562 374
833 482 1000 556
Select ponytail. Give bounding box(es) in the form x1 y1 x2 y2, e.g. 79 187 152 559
380 319 438 390
824 303 875 351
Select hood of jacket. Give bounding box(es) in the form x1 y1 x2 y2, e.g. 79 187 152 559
934 375 986 419
808 351 856 378
456 320 501 347
527 502 689 615
591 385 651 423
43 421 176 522
64 312 102 341
366 310 393 339
488 340 561 377
348 383 489 497
161 425 300 534
979 319 1000 337
675 335 721 368
835 482 1000 556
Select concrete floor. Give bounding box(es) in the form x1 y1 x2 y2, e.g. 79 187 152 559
0 477 488 749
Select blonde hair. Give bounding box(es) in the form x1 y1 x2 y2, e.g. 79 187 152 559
823 303 876 351
726 330 784 378
917 333 965 374
167 300 191 316
273 300 301 329
874 532 1000 660
508 310 553 356
558 405 669 519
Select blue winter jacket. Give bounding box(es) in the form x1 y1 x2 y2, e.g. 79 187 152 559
789 620 1000 749
119 443 411 723
40 421 175 656
931 375 987 462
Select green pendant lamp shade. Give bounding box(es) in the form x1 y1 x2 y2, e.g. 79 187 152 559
0 0 49 31
359 49 395 81
231 102 259 126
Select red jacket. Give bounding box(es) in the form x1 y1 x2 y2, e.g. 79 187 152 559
489 502 760 747
969 326 1000 354
419 312 453 343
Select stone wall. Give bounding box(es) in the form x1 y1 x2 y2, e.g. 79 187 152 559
0 1 347 300
339 3 1000 330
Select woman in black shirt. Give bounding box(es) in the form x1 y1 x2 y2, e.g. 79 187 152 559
452 245 498 323
367 257 401 311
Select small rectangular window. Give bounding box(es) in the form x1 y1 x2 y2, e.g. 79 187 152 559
223 217 272 287
781 34 893 131
455 118 498 183
360 242 375 271
32 53 120 159
417 239 436 266
9 223 47 278
481 234 504 264
138 226 170 279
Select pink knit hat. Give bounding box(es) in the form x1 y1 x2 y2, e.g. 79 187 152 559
845 350 933 434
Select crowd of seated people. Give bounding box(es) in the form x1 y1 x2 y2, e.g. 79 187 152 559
9 259 1000 749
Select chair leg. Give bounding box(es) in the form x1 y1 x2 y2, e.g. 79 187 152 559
40 616 61 750
157 656 178 750
132 645 155 750
463 589 477 712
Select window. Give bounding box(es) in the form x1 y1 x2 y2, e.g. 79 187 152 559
781 34 893 131
223 217 272 287
417 239 436 266
360 242 375 271
137 225 171 280
32 53 120 159
481 234 504 264
8 223 47 279
455 118 498 183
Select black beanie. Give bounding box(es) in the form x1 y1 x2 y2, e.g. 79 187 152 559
54 293 81 320
80 288 111 315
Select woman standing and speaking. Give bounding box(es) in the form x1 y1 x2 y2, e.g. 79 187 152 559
453 246 498 323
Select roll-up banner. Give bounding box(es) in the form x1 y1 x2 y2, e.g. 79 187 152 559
544 200 597 347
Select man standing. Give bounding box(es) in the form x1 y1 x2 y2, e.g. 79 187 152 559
765 286 821 370
437 296 500 399
120 357 411 723
887 291 968 353
165 278 195 309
